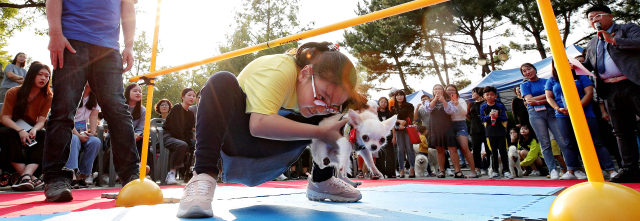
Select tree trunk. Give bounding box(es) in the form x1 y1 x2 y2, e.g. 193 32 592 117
533 31 547 59
469 30 491 77
438 33 450 85
392 55 410 92
425 39 446 86
562 11 571 45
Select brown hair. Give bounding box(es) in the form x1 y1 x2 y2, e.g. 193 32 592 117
154 99 172 115
11 52 26 68
445 84 460 99
12 62 52 121
181 87 195 102
290 42 361 107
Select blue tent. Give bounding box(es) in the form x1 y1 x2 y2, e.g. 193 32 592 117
406 90 433 107
459 45 584 110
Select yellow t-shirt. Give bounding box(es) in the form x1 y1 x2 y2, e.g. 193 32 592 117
419 134 428 153
237 54 300 115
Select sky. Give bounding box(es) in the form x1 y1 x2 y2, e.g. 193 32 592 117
4 0 595 100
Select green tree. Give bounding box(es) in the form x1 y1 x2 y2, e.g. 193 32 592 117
217 0 310 75
499 0 548 59
0 0 45 66
342 0 425 93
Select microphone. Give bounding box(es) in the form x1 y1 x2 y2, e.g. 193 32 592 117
595 22 604 41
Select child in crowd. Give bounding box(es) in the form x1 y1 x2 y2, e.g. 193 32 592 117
480 86 512 179
417 125 434 176
518 125 543 176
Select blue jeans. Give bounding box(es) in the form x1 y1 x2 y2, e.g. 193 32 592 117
43 40 140 183
528 108 566 171
556 117 616 171
396 130 415 170
65 135 101 175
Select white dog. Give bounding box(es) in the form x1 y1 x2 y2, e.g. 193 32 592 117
310 109 397 187
414 154 429 177
508 145 523 178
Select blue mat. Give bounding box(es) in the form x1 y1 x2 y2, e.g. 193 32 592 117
1 184 558 221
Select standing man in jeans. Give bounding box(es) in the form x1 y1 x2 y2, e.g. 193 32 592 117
43 0 140 202
577 4 640 183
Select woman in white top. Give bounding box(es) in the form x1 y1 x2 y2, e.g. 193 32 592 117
65 82 101 188
445 84 477 178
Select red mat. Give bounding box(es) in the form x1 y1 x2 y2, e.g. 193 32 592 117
1 180 638 218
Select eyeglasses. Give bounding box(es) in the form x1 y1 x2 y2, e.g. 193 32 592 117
311 74 341 114
588 13 608 22
160 104 170 107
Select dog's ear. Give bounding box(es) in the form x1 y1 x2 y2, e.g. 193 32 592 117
382 115 397 132
347 109 363 127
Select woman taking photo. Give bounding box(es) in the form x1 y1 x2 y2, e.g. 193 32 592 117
155 99 172 120
162 88 196 185
519 63 567 180
392 90 415 178
446 84 477 178
0 62 52 191
425 84 464 178
0 53 27 102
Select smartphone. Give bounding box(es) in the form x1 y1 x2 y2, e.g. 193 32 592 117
26 138 37 147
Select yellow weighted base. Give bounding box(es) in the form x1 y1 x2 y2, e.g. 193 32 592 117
114 178 164 207
548 182 640 220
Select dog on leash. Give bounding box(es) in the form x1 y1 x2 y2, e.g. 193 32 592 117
310 109 396 187
508 145 523 177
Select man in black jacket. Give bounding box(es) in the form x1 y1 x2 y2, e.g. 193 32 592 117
579 4 640 183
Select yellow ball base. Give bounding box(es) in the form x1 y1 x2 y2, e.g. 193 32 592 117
548 182 640 220
114 178 164 207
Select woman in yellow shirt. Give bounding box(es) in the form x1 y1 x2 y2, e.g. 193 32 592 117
178 42 360 218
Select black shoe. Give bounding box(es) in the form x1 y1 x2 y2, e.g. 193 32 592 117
121 173 141 187
290 171 299 180
610 168 640 183
70 180 80 189
77 180 89 188
460 164 468 169
45 179 73 202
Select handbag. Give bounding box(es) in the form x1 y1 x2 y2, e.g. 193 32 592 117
405 117 421 144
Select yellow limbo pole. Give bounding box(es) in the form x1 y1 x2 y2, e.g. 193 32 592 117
538 0 640 220
129 0 449 82
115 0 164 207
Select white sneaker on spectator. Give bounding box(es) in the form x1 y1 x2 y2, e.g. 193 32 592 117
275 174 288 181
446 168 454 177
503 171 514 179
480 169 487 175
609 170 619 179
530 170 541 176
166 171 178 185
85 175 94 185
177 173 216 218
102 174 109 184
560 172 577 180
574 170 587 180
490 172 501 179
306 176 361 202
549 169 559 180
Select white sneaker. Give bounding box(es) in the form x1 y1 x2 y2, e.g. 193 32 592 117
177 173 216 218
480 169 487 175
574 170 587 180
560 172 577 180
85 175 94 185
549 169 559 180
275 174 288 181
446 168 454 177
306 176 362 202
503 171 514 179
530 170 541 176
610 170 619 179
102 174 109 184
166 171 178 185
490 172 501 179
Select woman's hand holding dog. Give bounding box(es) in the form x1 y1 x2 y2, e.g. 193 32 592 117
318 118 349 147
